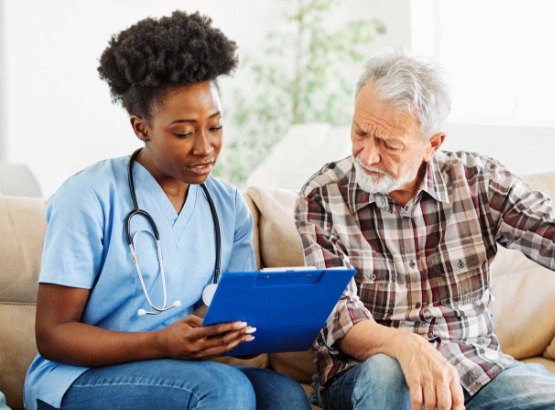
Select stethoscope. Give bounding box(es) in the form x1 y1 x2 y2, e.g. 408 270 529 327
126 148 221 316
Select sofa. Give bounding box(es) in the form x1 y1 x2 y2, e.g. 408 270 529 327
1 170 555 410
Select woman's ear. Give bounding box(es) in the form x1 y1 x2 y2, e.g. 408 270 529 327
130 115 150 142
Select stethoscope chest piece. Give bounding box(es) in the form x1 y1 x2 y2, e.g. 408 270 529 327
202 283 218 306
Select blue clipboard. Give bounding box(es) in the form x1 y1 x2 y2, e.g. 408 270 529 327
202 268 356 356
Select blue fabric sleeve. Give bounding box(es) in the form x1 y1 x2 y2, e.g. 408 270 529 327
0 391 10 410
39 175 105 288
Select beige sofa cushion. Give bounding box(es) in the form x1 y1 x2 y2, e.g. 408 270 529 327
0 196 47 409
246 186 304 268
491 246 555 360
0 196 47 303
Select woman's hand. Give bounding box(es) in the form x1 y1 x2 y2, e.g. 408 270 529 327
155 315 254 360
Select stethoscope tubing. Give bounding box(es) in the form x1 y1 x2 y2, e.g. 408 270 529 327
126 148 221 315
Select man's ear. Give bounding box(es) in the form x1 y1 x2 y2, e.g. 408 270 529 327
423 132 446 162
130 115 150 142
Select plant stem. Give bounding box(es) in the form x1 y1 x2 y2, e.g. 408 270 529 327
293 0 306 124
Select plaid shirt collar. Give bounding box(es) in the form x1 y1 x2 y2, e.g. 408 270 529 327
349 156 450 214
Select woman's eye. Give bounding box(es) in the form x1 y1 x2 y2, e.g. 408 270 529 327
175 133 192 138
210 126 223 132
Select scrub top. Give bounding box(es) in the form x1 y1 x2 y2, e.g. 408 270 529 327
23 156 256 410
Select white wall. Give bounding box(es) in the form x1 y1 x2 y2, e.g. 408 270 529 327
416 0 555 127
2 0 409 198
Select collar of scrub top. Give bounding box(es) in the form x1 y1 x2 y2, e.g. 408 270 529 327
126 148 222 316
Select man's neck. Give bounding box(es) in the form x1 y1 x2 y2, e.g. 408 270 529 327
388 163 427 207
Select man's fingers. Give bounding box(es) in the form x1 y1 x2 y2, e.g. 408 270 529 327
408 380 423 410
435 375 452 410
450 377 466 410
422 374 437 410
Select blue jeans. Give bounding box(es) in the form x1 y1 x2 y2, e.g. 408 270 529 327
36 359 311 410
322 354 555 410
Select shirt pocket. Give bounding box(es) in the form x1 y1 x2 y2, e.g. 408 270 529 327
430 242 489 305
350 256 395 320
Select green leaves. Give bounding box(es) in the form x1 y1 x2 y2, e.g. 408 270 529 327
213 0 385 187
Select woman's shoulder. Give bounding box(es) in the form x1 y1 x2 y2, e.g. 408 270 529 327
203 176 240 203
55 157 127 195
49 156 129 212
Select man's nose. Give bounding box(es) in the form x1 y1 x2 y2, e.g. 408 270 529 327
359 136 380 166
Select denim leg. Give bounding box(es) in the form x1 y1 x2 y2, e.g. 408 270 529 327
322 354 411 410
38 359 256 410
237 366 312 410
465 361 555 410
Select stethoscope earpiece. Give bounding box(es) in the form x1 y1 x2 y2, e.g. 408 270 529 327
127 148 221 318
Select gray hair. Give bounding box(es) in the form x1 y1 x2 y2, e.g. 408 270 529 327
355 48 451 140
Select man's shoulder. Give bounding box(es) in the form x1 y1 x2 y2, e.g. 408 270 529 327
436 151 499 170
300 156 354 196
435 151 502 181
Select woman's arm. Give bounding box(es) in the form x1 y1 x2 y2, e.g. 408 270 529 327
36 283 254 368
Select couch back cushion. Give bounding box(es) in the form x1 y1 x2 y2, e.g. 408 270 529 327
246 186 304 268
0 196 47 409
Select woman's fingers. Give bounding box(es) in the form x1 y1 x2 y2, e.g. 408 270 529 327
161 316 255 360
194 333 255 360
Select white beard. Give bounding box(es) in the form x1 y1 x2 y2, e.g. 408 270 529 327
354 156 422 194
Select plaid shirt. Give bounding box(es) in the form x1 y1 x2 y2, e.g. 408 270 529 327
295 151 555 395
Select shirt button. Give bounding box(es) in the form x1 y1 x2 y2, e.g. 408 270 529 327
458 260 465 268
415 302 421 309
409 260 416 268
370 273 377 281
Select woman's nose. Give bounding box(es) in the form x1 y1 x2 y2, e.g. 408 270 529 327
192 133 214 157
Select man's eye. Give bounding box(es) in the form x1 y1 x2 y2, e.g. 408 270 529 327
383 141 400 151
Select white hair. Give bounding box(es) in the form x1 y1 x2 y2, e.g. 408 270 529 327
355 48 451 140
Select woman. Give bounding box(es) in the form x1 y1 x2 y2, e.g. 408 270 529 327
23 11 311 410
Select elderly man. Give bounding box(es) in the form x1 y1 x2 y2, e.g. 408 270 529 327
295 49 555 410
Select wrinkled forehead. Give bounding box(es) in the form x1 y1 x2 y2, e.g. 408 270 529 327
354 82 421 139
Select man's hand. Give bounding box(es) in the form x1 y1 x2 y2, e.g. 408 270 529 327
392 331 464 410
155 315 254 360
338 321 465 410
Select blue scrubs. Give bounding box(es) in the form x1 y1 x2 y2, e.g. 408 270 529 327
23 156 256 410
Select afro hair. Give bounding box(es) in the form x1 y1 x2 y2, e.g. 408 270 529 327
97 10 238 119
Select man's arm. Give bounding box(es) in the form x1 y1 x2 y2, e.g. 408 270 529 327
295 187 464 410
487 162 555 270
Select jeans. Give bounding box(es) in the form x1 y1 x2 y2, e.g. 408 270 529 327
36 359 311 410
322 354 555 410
